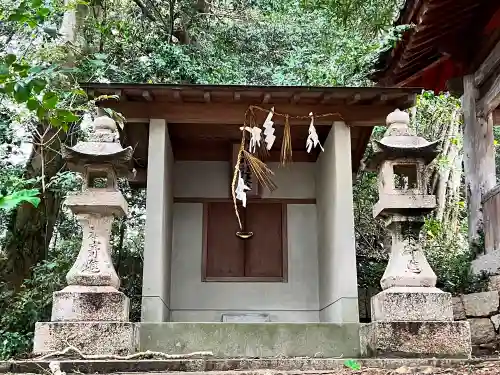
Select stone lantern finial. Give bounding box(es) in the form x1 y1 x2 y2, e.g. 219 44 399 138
33 114 137 356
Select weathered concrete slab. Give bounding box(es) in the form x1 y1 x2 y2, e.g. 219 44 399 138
371 287 453 321
51 286 129 322
468 318 496 344
360 321 471 358
462 291 499 317
138 323 361 358
33 322 138 355
2 358 500 374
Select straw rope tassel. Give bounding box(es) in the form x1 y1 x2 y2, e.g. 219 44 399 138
280 114 292 165
231 132 246 230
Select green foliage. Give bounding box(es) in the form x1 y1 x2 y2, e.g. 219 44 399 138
299 0 403 35
424 219 488 294
0 243 78 359
0 0 486 360
354 91 481 295
344 359 361 370
0 0 84 131
0 189 40 210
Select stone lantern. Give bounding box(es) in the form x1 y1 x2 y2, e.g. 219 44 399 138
360 109 471 358
33 115 138 355
369 109 441 305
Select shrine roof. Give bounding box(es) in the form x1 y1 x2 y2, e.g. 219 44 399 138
81 83 422 178
82 83 421 124
372 0 500 92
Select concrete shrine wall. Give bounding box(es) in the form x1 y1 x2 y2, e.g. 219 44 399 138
316 122 359 323
170 161 319 322
141 120 174 322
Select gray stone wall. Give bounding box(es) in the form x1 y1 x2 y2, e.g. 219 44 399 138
452 290 500 354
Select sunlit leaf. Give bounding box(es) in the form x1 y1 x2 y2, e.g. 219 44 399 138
344 360 361 370
0 64 9 79
13 83 30 103
8 12 23 22
29 66 43 74
36 106 46 120
4 81 15 94
72 88 87 97
94 53 108 60
37 7 50 17
42 91 58 109
90 59 106 68
49 116 62 127
57 109 79 122
5 54 16 66
0 189 41 210
26 98 39 111
31 78 47 93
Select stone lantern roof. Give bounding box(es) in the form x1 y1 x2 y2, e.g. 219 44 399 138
366 109 440 171
62 116 134 176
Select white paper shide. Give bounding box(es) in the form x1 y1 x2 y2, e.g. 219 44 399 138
262 107 276 150
235 171 251 207
306 112 324 153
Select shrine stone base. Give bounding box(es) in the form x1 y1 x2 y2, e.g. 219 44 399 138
371 287 454 321
33 322 138 355
360 321 471 358
51 286 130 322
138 322 361 358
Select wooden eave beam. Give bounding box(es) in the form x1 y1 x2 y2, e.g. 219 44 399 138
142 90 153 101
477 73 500 116
475 39 500 87
408 17 475 51
103 101 402 126
173 90 182 102
494 109 500 125
347 93 362 105
395 55 449 88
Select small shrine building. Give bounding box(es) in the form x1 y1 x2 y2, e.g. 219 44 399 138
83 83 421 324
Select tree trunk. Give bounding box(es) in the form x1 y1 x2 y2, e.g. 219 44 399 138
0 126 68 291
434 109 460 221
0 2 87 292
463 75 496 251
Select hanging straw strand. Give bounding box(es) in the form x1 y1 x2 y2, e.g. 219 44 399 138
248 105 344 121
280 114 292 165
242 150 277 191
231 119 248 230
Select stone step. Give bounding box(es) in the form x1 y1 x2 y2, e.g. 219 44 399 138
2 358 500 374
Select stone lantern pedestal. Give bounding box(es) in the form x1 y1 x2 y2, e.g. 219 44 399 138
33 116 138 356
360 110 471 358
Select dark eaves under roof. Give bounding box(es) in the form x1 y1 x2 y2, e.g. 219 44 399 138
372 0 500 92
81 82 422 114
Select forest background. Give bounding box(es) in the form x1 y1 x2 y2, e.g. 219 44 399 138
0 0 497 359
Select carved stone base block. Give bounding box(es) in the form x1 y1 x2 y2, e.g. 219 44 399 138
371 287 453 321
51 285 129 322
360 321 471 358
33 322 138 355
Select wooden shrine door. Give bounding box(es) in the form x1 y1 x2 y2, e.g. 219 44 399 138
203 202 286 281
